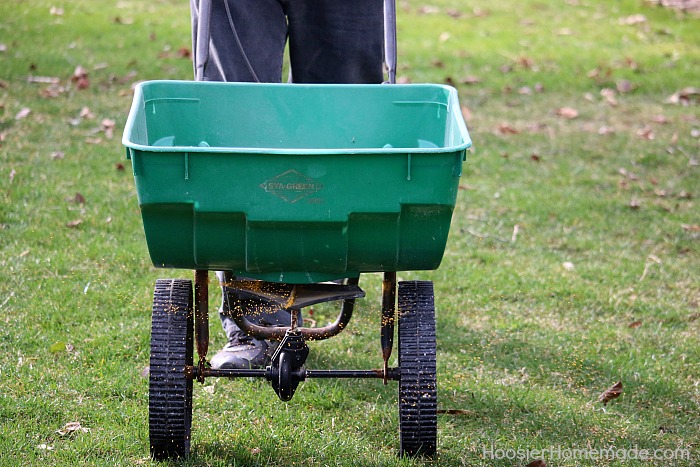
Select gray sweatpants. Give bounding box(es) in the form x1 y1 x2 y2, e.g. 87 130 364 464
190 0 385 84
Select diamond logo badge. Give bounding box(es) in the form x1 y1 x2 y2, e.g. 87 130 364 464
259 169 323 203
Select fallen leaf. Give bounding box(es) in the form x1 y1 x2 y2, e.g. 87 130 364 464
50 6 64 16
628 320 642 328
527 461 547 467
177 47 192 59
629 199 641 209
619 14 646 25
598 381 623 405
517 56 535 69
530 153 540 162
140 366 150 378
115 162 126 171
51 151 65 160
618 168 638 180
80 107 95 119
636 126 655 140
556 107 578 119
556 27 573 36
460 75 481 85
66 219 83 228
15 107 31 120
71 66 89 90
9 169 16 183
616 79 635 93
418 5 440 14
666 87 700 105
101 118 116 139
651 115 669 124
113 16 134 25
601 88 618 106
57 421 90 437
681 224 700 232
72 193 86 204
250 447 262 455
497 123 519 135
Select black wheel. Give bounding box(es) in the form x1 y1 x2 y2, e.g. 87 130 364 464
149 279 194 460
398 281 438 457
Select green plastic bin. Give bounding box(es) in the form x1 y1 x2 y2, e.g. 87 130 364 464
123 80 471 283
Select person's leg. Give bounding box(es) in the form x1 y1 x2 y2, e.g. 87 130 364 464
190 0 291 369
190 0 287 82
285 0 384 84
211 272 292 369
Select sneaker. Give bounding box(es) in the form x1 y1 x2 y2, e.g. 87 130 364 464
210 329 271 370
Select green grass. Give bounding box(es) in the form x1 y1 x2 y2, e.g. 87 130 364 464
1 0 699 465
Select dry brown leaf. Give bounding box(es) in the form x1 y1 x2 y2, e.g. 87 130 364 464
557 107 578 119
598 381 623 405
71 65 89 90
51 151 65 160
460 105 472 122
629 199 642 209
601 88 618 106
101 118 116 139
616 79 635 93
15 107 31 120
628 320 643 328
666 87 700 105
57 421 89 437
80 107 95 119
72 193 86 204
556 28 573 36
636 126 655 140
66 219 83 228
460 75 481 85
418 5 440 14
527 461 548 467
497 123 519 135
446 8 464 18
618 168 639 180
681 224 700 232
619 14 647 25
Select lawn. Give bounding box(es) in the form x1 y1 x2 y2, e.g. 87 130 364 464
0 0 698 466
